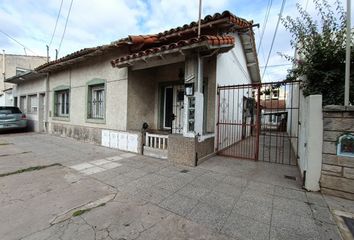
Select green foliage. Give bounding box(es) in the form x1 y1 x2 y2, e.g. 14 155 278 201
281 0 354 105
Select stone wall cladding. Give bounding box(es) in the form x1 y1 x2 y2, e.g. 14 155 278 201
321 105 354 200
168 135 215 167
196 137 215 164
168 134 196 167
50 122 102 144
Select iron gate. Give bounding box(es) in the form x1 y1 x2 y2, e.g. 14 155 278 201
216 81 301 165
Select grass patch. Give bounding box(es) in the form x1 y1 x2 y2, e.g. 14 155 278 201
0 142 12 146
72 203 106 217
0 163 62 177
72 209 91 217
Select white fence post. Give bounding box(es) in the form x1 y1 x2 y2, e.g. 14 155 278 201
299 95 323 191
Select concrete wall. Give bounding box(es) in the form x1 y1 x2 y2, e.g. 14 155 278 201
216 33 251 86
215 34 253 151
127 60 220 133
204 57 217 133
321 105 354 200
0 54 47 92
297 95 323 191
127 61 185 131
48 52 128 135
12 76 47 132
168 134 215 167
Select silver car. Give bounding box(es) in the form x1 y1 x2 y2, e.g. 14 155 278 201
0 106 27 131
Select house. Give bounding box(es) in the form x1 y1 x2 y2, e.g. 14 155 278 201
260 99 287 131
0 53 47 107
6 11 260 166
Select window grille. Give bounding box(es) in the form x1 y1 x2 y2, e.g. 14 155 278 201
54 90 69 117
88 85 104 119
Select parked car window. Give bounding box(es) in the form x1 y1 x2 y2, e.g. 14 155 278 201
0 107 22 114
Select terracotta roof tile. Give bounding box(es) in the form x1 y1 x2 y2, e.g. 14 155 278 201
35 10 253 72
260 99 286 110
111 35 235 66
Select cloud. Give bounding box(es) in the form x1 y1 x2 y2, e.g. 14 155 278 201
0 0 351 81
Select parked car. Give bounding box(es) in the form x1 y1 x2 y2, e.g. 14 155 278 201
0 106 27 132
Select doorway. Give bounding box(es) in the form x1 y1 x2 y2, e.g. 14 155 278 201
162 84 184 134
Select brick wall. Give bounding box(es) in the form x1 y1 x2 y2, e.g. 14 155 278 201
321 105 354 200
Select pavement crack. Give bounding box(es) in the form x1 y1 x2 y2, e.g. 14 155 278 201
0 163 62 178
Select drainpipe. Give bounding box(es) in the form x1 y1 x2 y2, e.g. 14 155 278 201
45 73 49 131
2 50 5 91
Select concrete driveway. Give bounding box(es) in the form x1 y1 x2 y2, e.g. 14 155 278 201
0 133 349 240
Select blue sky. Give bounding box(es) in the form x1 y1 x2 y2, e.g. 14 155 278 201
0 0 352 81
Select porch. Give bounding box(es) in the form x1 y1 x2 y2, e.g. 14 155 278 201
125 55 218 164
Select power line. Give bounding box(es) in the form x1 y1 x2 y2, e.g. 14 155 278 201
257 27 272 82
260 63 292 68
258 0 273 53
262 0 286 80
0 29 36 55
49 0 64 47
58 0 74 54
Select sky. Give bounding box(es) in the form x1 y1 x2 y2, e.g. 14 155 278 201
0 0 353 82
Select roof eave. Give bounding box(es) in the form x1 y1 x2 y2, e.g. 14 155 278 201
239 32 261 83
113 42 234 68
5 71 46 84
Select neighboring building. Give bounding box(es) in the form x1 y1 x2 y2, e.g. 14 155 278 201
0 53 47 106
6 11 260 166
260 99 287 131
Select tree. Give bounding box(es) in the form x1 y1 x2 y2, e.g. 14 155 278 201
281 0 354 105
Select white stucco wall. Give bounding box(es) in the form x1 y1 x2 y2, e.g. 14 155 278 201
0 54 47 92
215 33 254 150
298 95 323 191
216 33 252 86
12 76 47 131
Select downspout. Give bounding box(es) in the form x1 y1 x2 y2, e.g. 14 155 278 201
2 50 5 91
45 73 50 132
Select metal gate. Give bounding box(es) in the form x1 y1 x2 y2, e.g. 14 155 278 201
216 81 301 165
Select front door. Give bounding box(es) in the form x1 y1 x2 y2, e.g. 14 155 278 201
163 85 184 134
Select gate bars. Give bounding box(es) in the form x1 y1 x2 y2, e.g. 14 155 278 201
216 81 301 166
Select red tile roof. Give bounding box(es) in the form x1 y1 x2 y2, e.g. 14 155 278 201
114 11 251 46
111 35 235 66
35 11 254 73
260 99 286 110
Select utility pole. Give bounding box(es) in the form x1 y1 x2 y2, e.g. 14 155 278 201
46 45 49 63
344 0 351 105
197 0 202 39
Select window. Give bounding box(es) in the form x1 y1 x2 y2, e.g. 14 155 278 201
272 90 279 99
88 84 105 119
19 96 26 113
28 95 38 113
54 90 69 117
16 67 30 76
